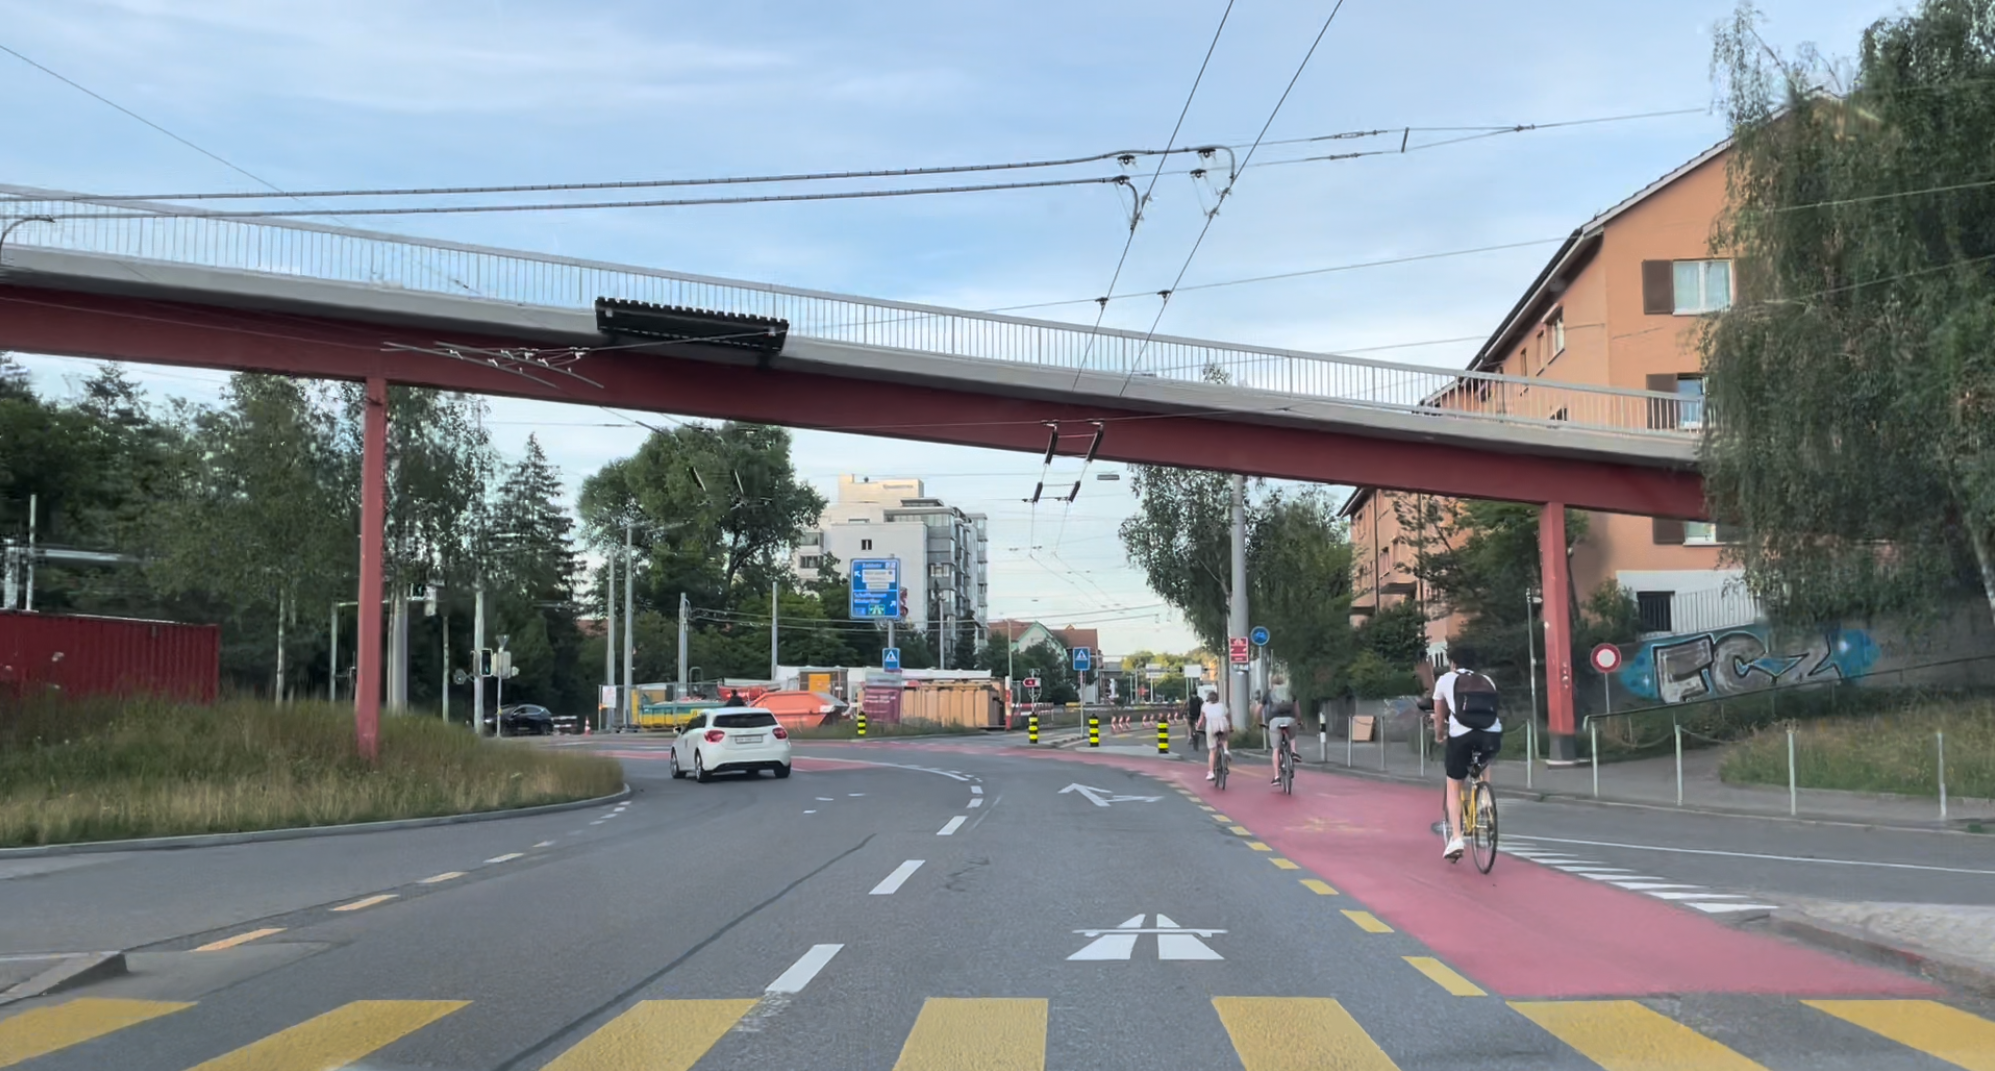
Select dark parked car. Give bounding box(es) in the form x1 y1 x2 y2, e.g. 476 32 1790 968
485 704 555 735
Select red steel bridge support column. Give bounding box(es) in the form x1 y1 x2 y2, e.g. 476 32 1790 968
1540 500 1579 764
355 377 389 761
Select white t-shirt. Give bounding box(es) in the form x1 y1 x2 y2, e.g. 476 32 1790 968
1200 700 1229 733
1434 669 1502 737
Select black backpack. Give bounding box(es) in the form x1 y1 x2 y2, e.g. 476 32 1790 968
1452 671 1500 730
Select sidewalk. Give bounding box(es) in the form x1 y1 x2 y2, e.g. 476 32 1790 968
1772 899 1995 997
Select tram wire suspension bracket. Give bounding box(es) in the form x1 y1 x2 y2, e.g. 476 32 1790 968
594 298 789 368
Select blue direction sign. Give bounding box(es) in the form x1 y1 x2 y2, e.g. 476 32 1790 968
1071 646 1093 673
1250 625 1270 646
849 558 902 619
883 647 902 672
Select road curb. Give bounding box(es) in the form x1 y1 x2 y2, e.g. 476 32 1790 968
0 952 127 1006
1768 909 1995 998
0 785 633 860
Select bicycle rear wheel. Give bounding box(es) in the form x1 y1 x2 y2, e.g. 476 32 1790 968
1279 745 1294 794
1470 781 1499 873
1216 747 1229 790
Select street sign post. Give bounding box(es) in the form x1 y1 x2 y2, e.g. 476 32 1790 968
883 647 902 672
1250 626 1269 646
849 558 902 619
1071 647 1092 673
1589 643 1622 719
1228 637 1250 664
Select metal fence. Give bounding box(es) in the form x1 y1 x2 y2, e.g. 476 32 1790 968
0 187 1696 441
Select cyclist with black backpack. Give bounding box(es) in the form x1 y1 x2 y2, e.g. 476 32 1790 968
1431 644 1502 862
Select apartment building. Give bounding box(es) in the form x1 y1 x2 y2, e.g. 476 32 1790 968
794 476 989 643
1345 139 1759 646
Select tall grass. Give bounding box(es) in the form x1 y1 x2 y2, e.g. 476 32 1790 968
1719 696 1995 799
0 696 622 847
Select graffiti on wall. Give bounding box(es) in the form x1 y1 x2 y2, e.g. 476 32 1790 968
1619 626 1879 704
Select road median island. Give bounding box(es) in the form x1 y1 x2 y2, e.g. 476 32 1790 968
0 695 624 848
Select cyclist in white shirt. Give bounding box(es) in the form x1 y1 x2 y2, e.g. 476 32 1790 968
1430 645 1503 861
1263 700 1299 785
1195 691 1229 781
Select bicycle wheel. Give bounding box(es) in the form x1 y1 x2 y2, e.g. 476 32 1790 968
1279 745 1295 794
1216 747 1229 790
1471 781 1499 874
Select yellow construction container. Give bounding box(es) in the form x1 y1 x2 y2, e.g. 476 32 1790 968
898 680 1007 730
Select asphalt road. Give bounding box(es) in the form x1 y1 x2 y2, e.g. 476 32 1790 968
2 733 1992 1069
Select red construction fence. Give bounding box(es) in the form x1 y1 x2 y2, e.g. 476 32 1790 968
0 612 220 703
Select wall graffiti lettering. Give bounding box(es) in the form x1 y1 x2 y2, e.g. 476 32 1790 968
1619 626 1879 705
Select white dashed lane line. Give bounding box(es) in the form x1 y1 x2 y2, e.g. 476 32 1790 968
968 798 983 808
419 872 465 885
937 816 966 836
970 786 983 795
765 944 843 994
870 860 925 895
485 853 525 864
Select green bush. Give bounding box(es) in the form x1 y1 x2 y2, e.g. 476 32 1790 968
0 695 623 847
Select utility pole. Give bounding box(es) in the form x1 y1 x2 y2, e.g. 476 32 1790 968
622 523 635 733
770 578 780 683
440 611 450 723
604 551 616 729
941 612 950 670
329 602 340 703
23 494 35 612
1228 473 1249 732
472 583 486 735
275 590 286 704
677 591 690 700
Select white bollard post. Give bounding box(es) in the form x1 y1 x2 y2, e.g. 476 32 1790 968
1420 721 1427 779
1675 723 1684 807
1939 731 1948 821
1590 719 1599 798
1526 716 1535 791
1347 715 1354 767
1380 707 1388 772
1795 725 1811 817
1320 726 1329 765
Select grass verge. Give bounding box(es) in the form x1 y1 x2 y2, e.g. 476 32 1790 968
1719 696 1995 799
0 695 624 847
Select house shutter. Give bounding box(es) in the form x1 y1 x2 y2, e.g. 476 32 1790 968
1646 373 1678 430
1642 260 1674 315
1652 517 1686 545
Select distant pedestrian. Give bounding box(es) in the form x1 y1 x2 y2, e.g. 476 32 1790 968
1185 692 1204 752
723 689 746 707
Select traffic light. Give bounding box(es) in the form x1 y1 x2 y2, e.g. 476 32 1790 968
476 649 494 677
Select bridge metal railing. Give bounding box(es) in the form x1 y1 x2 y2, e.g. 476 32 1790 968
0 188 1694 441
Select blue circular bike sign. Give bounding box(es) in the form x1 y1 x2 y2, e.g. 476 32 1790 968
1250 626 1270 646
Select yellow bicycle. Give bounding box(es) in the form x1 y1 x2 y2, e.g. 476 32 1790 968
1443 746 1499 874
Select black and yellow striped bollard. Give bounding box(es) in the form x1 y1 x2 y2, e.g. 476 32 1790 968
1157 716 1170 755
856 712 867 738
1088 715 1099 748
1028 712 1039 744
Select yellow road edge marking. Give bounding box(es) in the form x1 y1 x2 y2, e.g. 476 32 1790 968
1270 858 1301 870
1805 999 1995 1071
1199 806 1217 812
542 999 757 1071
330 894 398 912
1301 879 1339 895
0 998 192 1069
1342 910 1393 934
1212 815 1231 822
1512 999 1769 1070
1228 825 1252 835
1246 841 1273 852
418 872 466 885
195 928 285 952
892 997 1047 1071
1212 997 1398 1071
186 1000 467 1071
1403 956 1486 997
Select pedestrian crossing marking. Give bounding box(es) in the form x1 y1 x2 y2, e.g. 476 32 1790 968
1213 997 1398 1070
1342 910 1392 933
0 998 190 1069
892 997 1046 1071
1403 957 1485 997
1270 858 1300 870
185 999 467 1071
1512 999 1769 1070
1301 879 1340 895
541 999 756 1071
1805 999 1995 1071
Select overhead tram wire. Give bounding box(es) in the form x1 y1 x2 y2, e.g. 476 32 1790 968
1113 0 1352 401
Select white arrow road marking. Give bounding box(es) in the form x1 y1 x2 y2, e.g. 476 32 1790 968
1060 784 1164 807
766 944 843 993
1068 914 1227 961
1068 915 1146 960
1154 914 1223 960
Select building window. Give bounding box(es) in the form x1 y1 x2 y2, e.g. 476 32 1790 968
860 539 873 551
1637 591 1674 634
1684 521 1719 545
1673 260 1732 314
1676 376 1705 429
1548 310 1565 355
799 555 821 569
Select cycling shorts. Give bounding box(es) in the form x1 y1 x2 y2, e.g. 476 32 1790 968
1266 716 1299 738
1444 730 1502 781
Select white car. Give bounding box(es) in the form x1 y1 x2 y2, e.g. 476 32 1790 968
670 707 793 782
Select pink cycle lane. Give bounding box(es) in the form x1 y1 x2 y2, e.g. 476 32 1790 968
1033 747 1937 999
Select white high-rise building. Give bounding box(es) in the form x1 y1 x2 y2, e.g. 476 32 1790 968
794 476 988 651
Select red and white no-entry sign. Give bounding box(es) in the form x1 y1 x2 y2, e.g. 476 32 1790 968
1589 643 1623 673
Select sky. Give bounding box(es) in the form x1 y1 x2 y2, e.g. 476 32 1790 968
0 0 1895 654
